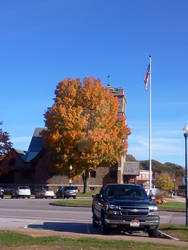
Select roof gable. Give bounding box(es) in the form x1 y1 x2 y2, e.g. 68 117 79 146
25 128 45 162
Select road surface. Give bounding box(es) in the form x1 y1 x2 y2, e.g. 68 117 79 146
0 199 185 233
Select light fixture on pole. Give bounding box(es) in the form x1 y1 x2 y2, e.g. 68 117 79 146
183 124 188 227
69 165 72 186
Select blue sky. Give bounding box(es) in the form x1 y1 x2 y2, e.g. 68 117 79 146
0 1 187 167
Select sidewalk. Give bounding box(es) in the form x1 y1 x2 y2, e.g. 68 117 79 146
167 196 185 203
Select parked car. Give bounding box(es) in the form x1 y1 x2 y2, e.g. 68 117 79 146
92 184 160 237
4 186 15 196
56 186 77 199
12 186 31 199
0 187 4 198
177 190 185 197
35 187 55 199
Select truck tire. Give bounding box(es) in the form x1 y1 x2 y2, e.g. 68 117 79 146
92 214 98 228
100 216 109 234
148 228 159 238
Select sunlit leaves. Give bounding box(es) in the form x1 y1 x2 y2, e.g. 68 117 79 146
42 77 130 178
155 173 174 191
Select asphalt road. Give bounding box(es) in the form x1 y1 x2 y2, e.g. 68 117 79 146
0 199 185 234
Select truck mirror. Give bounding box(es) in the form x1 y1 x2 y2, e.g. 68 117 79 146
149 195 155 200
95 193 103 199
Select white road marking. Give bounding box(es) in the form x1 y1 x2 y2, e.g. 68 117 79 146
0 216 91 223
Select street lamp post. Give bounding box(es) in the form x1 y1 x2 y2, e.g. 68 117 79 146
69 165 72 186
173 178 176 194
183 124 188 227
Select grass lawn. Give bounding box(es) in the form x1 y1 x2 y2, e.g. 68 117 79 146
158 201 185 212
54 199 186 212
54 199 92 207
77 191 97 197
160 224 188 242
0 231 187 250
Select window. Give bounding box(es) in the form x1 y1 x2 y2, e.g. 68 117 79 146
105 186 147 200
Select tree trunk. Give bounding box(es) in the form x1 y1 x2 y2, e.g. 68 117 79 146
82 169 89 193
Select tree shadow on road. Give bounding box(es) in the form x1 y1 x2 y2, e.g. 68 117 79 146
28 221 95 234
27 222 148 238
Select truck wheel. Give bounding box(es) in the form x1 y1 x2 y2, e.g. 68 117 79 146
92 215 98 228
100 216 109 234
148 228 159 238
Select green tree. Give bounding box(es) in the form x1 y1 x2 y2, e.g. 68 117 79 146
155 173 174 191
42 77 130 192
0 122 12 176
0 122 12 161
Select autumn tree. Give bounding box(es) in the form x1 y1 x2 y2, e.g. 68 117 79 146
0 122 12 177
155 173 174 191
42 77 130 192
0 122 12 161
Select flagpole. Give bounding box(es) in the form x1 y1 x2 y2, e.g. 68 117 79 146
149 55 152 193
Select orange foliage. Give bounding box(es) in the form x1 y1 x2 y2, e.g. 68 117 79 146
42 77 130 177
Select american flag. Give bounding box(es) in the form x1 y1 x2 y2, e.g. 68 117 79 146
144 64 150 90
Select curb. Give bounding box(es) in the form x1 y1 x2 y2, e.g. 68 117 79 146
49 202 90 207
158 209 185 213
159 230 180 241
50 203 185 213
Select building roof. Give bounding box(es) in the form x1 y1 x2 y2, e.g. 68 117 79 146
25 128 45 162
15 149 27 161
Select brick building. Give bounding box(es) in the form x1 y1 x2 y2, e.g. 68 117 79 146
136 170 151 187
0 85 140 191
108 87 127 184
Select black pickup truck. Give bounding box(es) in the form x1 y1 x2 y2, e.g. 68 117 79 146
92 184 160 237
